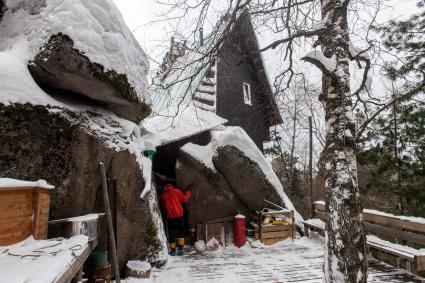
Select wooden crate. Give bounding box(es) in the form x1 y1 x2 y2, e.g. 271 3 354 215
0 187 51 245
255 210 295 245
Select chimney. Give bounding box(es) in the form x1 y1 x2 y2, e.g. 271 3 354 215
199 27 204 46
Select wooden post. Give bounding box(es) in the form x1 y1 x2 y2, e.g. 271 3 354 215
100 162 121 283
33 188 50 240
308 116 314 219
259 211 263 243
107 178 118 246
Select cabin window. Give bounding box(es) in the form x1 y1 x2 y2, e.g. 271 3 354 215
243 82 252 105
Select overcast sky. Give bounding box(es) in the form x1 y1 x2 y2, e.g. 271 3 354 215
111 0 418 163
112 0 417 77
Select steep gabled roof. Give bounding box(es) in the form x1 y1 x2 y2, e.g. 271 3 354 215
237 11 283 126
144 9 282 145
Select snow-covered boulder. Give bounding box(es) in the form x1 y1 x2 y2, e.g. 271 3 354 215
177 126 303 227
177 145 254 225
0 0 151 122
0 103 167 268
0 0 167 268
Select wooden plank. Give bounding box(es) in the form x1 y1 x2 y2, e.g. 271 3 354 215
367 240 415 261
314 211 327 222
261 210 292 216
314 201 325 212
263 238 284 245
54 240 96 283
364 211 425 234
204 216 234 224
0 189 34 219
255 224 291 232
0 186 36 192
416 255 425 271
365 222 425 246
257 230 290 240
197 224 204 241
0 216 32 245
205 223 225 245
33 188 50 240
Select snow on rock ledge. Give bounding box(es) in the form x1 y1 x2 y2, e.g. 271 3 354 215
0 178 54 189
0 0 151 122
180 126 304 228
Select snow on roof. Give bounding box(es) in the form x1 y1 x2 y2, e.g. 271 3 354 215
181 126 304 227
0 235 89 283
0 0 150 104
144 8 287 144
144 15 229 144
143 107 226 146
0 178 54 189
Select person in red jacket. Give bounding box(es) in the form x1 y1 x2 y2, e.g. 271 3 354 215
160 183 191 256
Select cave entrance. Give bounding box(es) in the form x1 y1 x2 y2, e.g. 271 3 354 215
152 131 211 245
152 131 211 180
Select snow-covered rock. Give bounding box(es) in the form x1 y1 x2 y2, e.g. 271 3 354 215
178 126 303 228
0 0 167 268
0 0 151 122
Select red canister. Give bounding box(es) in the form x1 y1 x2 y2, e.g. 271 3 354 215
234 213 246 247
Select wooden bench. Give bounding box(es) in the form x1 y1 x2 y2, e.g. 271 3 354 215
303 218 325 238
305 201 425 274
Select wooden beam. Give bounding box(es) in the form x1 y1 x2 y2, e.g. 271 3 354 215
55 240 96 283
314 201 325 212
33 188 50 240
363 211 425 234
364 222 425 246
257 230 290 239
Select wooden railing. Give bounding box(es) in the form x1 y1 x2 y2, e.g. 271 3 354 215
305 200 425 274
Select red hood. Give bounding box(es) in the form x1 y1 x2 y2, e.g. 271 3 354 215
164 184 174 191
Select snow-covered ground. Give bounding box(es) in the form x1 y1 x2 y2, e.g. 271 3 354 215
122 236 424 283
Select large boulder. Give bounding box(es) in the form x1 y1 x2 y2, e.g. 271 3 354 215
28 33 151 123
0 104 167 268
176 145 253 225
213 145 287 211
177 126 303 227
0 0 151 123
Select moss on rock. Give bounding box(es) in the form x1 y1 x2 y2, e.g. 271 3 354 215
28 33 151 123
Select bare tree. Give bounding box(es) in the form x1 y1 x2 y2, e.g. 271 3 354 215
149 0 400 281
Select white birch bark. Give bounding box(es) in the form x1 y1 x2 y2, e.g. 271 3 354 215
319 0 368 281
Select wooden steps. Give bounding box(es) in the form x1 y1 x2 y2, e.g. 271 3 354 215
192 62 217 113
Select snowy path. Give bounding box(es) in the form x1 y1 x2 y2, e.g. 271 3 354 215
128 237 424 283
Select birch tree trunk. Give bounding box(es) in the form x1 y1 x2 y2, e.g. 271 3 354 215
320 0 368 281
